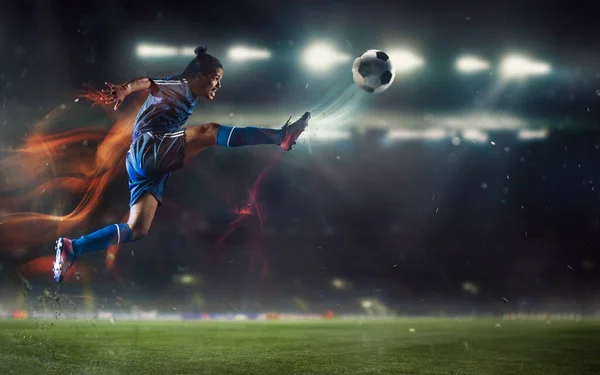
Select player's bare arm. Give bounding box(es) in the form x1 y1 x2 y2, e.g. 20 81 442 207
102 77 158 110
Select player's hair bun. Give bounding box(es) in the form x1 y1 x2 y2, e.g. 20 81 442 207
182 45 223 77
194 46 208 56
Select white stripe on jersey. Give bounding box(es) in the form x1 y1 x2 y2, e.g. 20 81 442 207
153 80 185 85
147 130 185 139
162 131 185 138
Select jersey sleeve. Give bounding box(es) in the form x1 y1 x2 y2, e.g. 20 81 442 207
149 76 193 102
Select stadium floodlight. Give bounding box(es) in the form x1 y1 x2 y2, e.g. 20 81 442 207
179 47 196 56
331 278 345 289
518 129 549 140
500 55 551 79
456 55 490 73
302 42 351 72
312 130 352 141
462 281 479 294
387 129 447 140
387 129 422 140
387 49 424 74
228 45 271 62
423 129 447 140
175 273 199 285
137 44 178 57
137 43 197 58
462 129 488 142
180 274 194 284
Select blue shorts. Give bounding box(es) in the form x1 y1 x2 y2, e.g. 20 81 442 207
126 130 186 207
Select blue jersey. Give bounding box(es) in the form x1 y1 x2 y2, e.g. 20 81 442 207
132 75 198 140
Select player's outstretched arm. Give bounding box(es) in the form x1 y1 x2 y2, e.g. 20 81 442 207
102 77 158 110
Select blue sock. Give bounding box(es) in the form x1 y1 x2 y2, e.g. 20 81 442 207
72 223 133 256
216 125 282 147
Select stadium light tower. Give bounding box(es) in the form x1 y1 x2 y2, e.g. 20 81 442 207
386 49 424 74
302 42 351 72
228 45 271 62
456 55 490 74
500 55 551 80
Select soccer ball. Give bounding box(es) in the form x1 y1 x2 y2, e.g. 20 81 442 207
352 50 395 93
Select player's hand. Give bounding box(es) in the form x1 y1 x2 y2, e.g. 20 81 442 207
102 82 131 111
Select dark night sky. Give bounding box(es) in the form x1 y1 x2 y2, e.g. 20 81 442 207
2 1 600 119
1 0 600 313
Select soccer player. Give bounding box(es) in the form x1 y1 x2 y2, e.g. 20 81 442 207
53 46 310 282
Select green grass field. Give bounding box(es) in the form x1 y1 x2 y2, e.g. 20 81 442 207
1 318 599 374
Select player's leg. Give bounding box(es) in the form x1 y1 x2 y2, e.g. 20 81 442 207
126 192 159 240
184 111 311 156
71 193 156 254
53 134 165 282
183 122 220 158
53 194 158 282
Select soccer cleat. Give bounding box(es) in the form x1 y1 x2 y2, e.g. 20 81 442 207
279 111 311 151
53 237 76 282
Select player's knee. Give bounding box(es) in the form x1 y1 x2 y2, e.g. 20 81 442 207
192 123 219 143
129 225 150 241
203 122 220 143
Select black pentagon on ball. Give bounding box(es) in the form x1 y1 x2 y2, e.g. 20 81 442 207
358 63 372 77
380 70 393 85
362 85 375 93
376 51 389 61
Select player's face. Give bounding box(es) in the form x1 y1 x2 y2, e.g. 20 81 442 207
192 68 223 100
